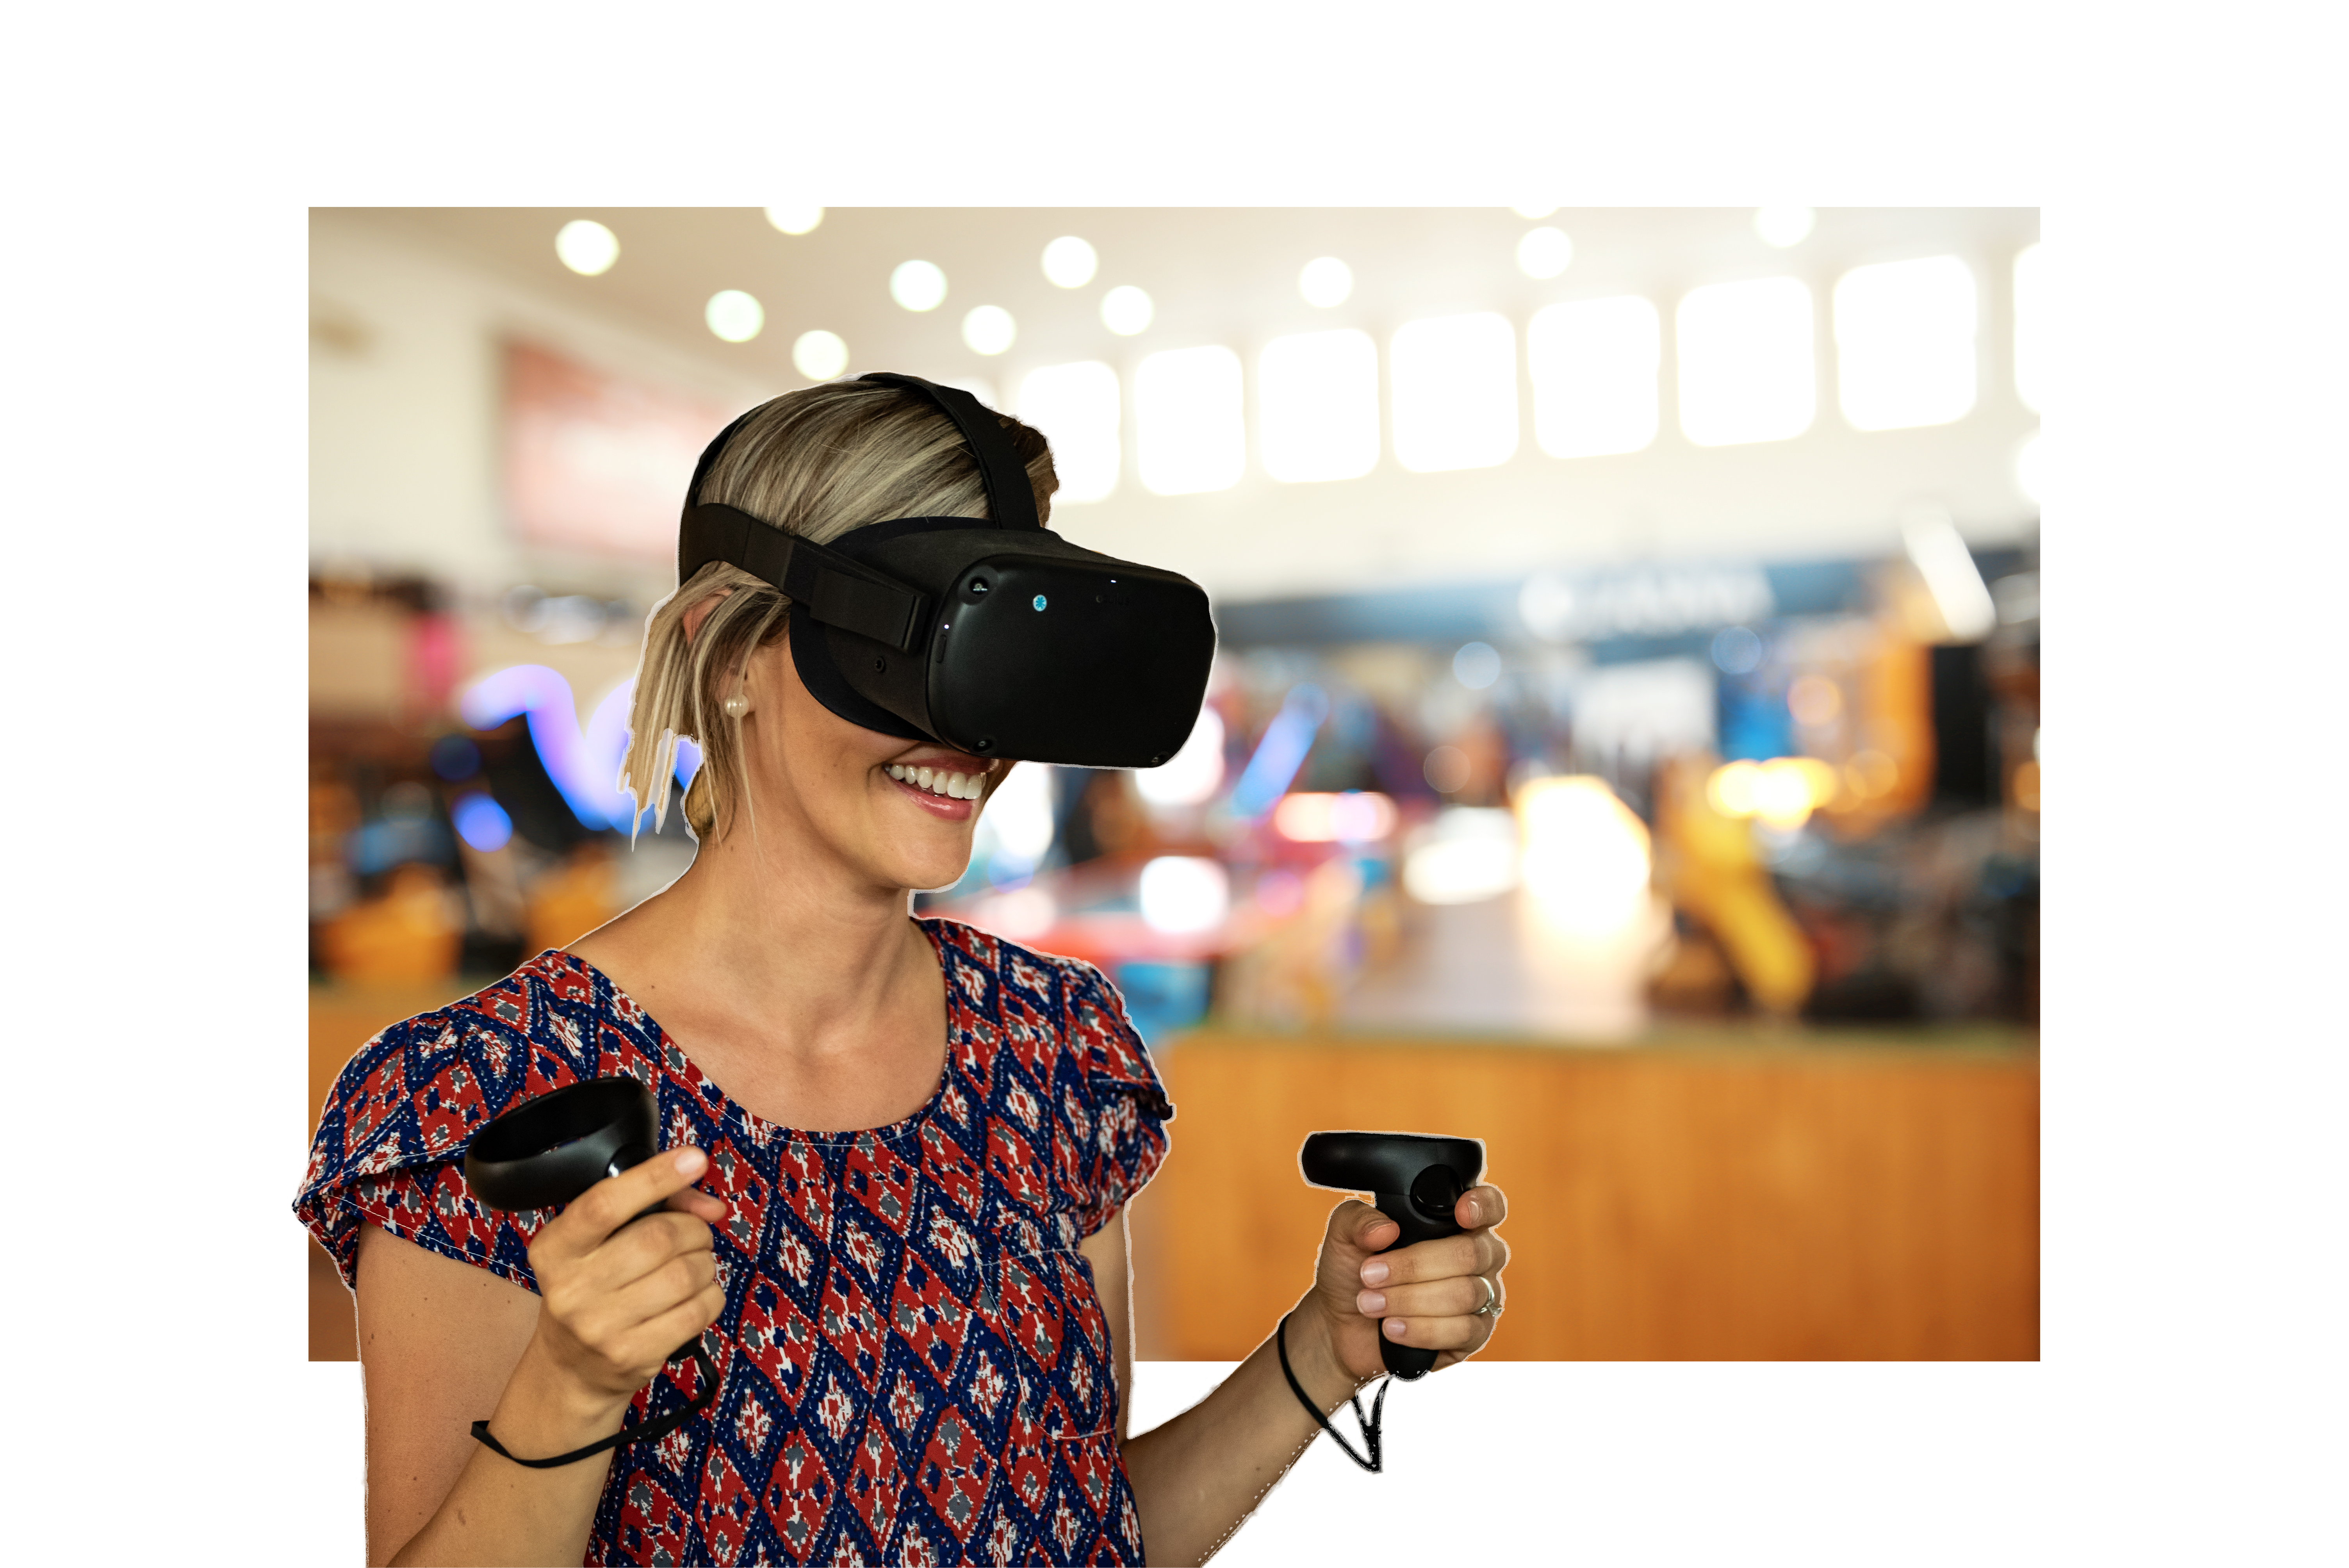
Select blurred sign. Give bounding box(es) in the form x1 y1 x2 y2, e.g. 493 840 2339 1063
502 341 740 561
1519 565 1774 643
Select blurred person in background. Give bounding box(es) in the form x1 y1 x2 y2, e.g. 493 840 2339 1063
296 379 1513 1568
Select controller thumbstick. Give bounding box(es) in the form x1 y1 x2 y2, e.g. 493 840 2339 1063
1408 1164 1461 1224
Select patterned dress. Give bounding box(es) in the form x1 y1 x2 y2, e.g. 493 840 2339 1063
295 919 1174 1567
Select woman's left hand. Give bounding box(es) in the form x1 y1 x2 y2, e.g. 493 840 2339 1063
1303 1184 1511 1381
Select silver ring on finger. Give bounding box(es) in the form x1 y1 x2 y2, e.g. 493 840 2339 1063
1472 1274 1500 1317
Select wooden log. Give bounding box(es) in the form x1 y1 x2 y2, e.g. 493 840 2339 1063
1278 1436 1381 1539
1475 1474 1513 1558
1221 1511 1296 1558
1372 1427 1485 1521
1315 1521 1437 1568
1428 1361 1503 1474
1372 1380 1447 1446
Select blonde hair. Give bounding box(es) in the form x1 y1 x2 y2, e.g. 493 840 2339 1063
620 381 1057 841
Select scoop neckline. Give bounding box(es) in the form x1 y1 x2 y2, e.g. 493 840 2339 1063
535 916 962 1148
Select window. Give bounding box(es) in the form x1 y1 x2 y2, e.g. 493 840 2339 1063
1135 346 1246 495
1676 277 1814 446
1016 362 1121 503
1835 255 1977 430
1528 296 1660 458
1258 329 1379 483
2013 243 2041 414
1391 312 1518 472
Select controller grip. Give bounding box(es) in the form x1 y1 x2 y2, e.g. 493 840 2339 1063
1368 1192 1459 1378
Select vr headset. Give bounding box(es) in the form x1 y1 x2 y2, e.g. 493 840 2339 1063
677 373 1217 769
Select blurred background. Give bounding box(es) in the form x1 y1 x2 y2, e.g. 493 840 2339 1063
309 207 2038 1362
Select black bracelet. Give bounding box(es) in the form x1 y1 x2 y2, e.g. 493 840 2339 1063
471 1341 722 1470
1275 1310 1387 1474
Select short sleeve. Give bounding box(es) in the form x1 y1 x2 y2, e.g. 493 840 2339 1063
1058 959 1174 1237
293 1006 552 1294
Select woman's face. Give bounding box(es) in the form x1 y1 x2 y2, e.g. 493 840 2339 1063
734 630 1005 893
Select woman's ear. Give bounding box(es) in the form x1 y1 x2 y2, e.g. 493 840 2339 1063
682 588 733 647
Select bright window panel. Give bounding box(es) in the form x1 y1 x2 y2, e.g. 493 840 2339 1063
1676 277 1814 447
1527 296 1659 458
1258 329 1379 483
2013 243 2041 414
1391 312 1518 472
1835 255 1978 431
1135 345 1246 495
1016 361 1121 503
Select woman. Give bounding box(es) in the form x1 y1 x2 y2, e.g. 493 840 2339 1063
297 379 1513 1566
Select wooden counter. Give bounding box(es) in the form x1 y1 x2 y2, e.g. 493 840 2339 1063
1130 1028 2037 1361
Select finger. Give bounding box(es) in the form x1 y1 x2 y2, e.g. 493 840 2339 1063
1456 1183 1507 1230
617 1280 730 1375
1332 1199 1400 1254
553 1147 713 1253
1356 1272 1501 1322
1359 1230 1482 1288
665 1186 731 1223
590 1212 716 1295
1378 1311 1493 1354
597 1246 720 1335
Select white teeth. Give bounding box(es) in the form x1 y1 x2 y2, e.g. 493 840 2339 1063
887 765 906 781
915 767 933 789
889 763 982 799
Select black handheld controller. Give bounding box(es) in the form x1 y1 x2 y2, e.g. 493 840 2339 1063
463 1078 711 1375
1299 1130 1486 1380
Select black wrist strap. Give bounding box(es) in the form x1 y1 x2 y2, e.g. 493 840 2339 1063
471 1342 721 1470
1276 1311 1387 1474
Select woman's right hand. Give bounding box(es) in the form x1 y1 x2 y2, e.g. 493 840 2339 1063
522 1146 730 1406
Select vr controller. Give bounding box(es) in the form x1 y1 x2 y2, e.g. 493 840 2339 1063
1300 1131 1487 1380
678 374 1217 770
463 1079 718 1432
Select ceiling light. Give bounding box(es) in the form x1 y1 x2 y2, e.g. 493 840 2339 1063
1298 256 1353 308
705 290 765 344
1101 285 1153 336
554 219 618 277
1042 235 1098 288
1390 312 1519 472
1511 204 1559 220
1528 295 1660 458
1016 362 1121 502
1835 255 1977 431
890 260 947 312
1517 226 1573 279
962 305 1016 356
2013 243 2042 414
1136 345 1245 495
1675 276 1814 446
792 329 848 380
764 205 823 236
1754 207 1815 247
1258 329 1379 483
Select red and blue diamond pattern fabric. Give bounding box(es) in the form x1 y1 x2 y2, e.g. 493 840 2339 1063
296 918 1173 1567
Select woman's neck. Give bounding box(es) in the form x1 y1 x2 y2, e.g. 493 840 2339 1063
568 808 948 1129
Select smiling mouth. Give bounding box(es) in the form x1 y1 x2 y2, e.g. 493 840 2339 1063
885 761 994 801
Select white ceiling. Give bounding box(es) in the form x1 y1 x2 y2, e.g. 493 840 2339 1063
315 207 2041 606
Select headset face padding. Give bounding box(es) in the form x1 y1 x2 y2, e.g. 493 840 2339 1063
677 375 1217 768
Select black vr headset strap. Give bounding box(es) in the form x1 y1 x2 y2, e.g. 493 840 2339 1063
679 504 927 654
856 372 1041 531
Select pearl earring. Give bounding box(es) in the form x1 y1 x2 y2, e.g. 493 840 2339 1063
722 693 751 719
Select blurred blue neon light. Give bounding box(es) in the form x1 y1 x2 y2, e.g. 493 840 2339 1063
453 792 513 852
1229 684 1329 818
461 665 698 832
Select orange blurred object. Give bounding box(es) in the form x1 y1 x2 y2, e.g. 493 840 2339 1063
525 844 620 955
1652 755 1816 1018
317 864 462 987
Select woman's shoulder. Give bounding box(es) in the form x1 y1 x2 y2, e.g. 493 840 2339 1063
300 953 669 1203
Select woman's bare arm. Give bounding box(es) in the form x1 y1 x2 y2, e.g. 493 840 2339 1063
353 1150 728 1566
1106 1187 1512 1566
